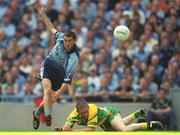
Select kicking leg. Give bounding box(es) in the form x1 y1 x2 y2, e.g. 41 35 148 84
41 78 53 126
123 108 146 125
34 102 44 118
33 79 53 129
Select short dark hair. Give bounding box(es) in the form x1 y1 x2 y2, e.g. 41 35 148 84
76 100 88 110
64 31 76 40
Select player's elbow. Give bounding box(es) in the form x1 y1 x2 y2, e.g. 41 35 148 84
62 126 72 131
50 28 57 34
86 127 96 131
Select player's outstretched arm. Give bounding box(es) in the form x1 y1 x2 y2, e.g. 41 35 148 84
35 2 57 34
62 126 96 131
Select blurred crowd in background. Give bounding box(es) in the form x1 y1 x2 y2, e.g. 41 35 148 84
0 0 180 103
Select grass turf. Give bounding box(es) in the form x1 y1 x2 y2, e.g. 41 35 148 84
0 132 180 135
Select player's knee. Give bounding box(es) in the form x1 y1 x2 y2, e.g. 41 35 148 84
116 126 128 132
44 88 51 95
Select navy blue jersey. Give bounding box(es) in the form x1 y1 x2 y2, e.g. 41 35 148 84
44 31 79 84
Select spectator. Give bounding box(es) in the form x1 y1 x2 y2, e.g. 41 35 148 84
159 38 174 68
74 77 89 101
139 62 148 78
147 89 177 130
137 78 151 102
160 81 173 100
1 73 17 102
2 86 17 102
133 41 150 62
0 29 9 48
0 15 16 38
87 64 101 95
98 77 110 98
110 77 134 102
0 0 8 20
144 72 158 97
150 54 164 79
166 61 180 88
20 80 34 103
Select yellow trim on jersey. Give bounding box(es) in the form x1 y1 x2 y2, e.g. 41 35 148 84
64 108 79 128
87 104 98 128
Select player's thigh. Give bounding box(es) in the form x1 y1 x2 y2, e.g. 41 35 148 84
41 78 52 92
110 113 126 131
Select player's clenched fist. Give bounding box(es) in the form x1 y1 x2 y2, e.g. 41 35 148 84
34 2 45 14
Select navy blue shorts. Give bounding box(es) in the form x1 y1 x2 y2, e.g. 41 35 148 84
39 58 65 91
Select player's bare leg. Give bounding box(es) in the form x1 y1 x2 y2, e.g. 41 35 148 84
41 78 53 126
33 79 53 129
110 113 163 131
123 108 146 125
110 113 144 131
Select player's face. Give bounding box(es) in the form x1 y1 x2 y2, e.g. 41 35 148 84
78 106 89 118
63 36 75 52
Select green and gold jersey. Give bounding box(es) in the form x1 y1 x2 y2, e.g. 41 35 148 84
64 104 119 128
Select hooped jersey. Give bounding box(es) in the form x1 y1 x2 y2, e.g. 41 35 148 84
64 104 113 128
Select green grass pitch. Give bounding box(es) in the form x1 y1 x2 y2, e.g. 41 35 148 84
0 132 180 135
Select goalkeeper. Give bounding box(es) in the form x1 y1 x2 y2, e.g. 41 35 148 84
54 100 163 131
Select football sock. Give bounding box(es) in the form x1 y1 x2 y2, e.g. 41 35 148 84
45 108 52 116
141 122 148 129
130 111 140 119
34 108 41 118
134 110 140 118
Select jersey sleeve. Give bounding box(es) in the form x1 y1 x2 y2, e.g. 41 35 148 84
64 53 79 83
55 31 64 40
64 109 78 128
87 104 98 128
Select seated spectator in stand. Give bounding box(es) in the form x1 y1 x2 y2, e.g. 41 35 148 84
169 49 180 68
110 77 134 102
126 74 139 93
147 89 177 130
139 62 148 78
160 81 173 100
167 61 180 89
20 80 34 103
133 41 150 63
144 72 158 98
98 77 110 97
159 38 174 68
87 64 101 96
74 77 89 100
2 86 17 102
148 65 161 86
137 78 151 101
149 54 164 80
0 29 9 48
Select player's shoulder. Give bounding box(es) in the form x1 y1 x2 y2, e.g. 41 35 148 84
88 104 99 111
69 108 78 117
88 104 98 120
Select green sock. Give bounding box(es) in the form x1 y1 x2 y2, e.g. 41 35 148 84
134 111 140 118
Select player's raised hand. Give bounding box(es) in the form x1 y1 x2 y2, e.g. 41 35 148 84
34 2 45 15
54 127 63 131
